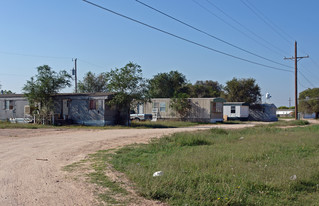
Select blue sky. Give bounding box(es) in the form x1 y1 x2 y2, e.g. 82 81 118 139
1 0 319 106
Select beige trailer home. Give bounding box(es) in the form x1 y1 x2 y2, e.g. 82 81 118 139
143 98 225 123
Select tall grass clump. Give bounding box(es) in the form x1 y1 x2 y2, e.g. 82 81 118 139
110 125 319 205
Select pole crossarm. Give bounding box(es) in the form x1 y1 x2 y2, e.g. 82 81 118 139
284 55 309 62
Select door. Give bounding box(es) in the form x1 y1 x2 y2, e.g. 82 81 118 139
62 99 68 119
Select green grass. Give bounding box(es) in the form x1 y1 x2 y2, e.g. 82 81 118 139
0 121 53 129
263 120 309 127
62 159 89 172
109 125 319 205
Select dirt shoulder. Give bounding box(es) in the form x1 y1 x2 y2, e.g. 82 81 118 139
0 122 280 205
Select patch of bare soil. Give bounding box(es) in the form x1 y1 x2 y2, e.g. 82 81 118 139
0 123 265 206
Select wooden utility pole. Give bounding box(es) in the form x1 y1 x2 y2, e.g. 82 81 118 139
73 58 78 93
284 41 309 120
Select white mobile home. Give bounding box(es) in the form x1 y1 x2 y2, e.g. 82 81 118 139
0 94 30 122
223 102 249 121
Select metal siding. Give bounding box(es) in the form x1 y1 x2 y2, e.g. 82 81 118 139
236 106 241 117
0 98 29 120
240 106 249 118
146 98 223 122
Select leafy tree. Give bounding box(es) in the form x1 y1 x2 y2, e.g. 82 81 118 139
78 71 108 93
148 70 188 98
223 78 261 104
170 93 192 120
190 80 222 98
23 65 72 124
105 62 147 125
278 106 289 109
299 88 319 118
1 90 14 94
0 83 14 94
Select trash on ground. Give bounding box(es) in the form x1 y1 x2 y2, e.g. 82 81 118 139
153 171 163 177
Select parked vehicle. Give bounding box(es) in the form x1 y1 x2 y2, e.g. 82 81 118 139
130 111 152 121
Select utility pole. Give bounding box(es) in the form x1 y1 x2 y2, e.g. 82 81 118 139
284 41 309 120
72 58 78 93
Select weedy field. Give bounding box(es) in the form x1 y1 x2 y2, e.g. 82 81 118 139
108 123 319 205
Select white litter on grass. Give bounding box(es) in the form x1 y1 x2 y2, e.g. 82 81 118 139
153 171 163 177
290 175 297 180
239 137 244 140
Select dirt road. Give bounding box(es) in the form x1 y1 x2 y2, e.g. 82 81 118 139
0 123 259 206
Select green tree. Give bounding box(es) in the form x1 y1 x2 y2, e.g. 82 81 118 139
78 71 108 93
23 65 72 124
190 80 222 98
299 88 319 118
223 78 261 104
170 93 192 120
0 83 14 94
278 106 289 109
1 90 14 94
105 62 147 125
148 70 188 98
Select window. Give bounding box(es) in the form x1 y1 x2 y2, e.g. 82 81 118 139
159 102 166 112
89 100 97 110
153 102 159 109
231 106 236 113
5 100 13 110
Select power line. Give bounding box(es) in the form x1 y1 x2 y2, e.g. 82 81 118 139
299 70 316 88
299 65 319 83
240 0 292 45
245 0 295 42
194 0 289 57
242 0 319 87
309 57 319 73
77 59 106 69
82 0 293 73
242 0 319 77
298 80 308 90
135 0 292 69
205 0 289 57
0 50 106 72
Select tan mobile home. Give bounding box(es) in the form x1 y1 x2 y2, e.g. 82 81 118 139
143 98 225 123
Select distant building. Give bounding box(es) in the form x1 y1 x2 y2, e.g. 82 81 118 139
143 98 226 123
276 109 294 117
301 112 316 119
